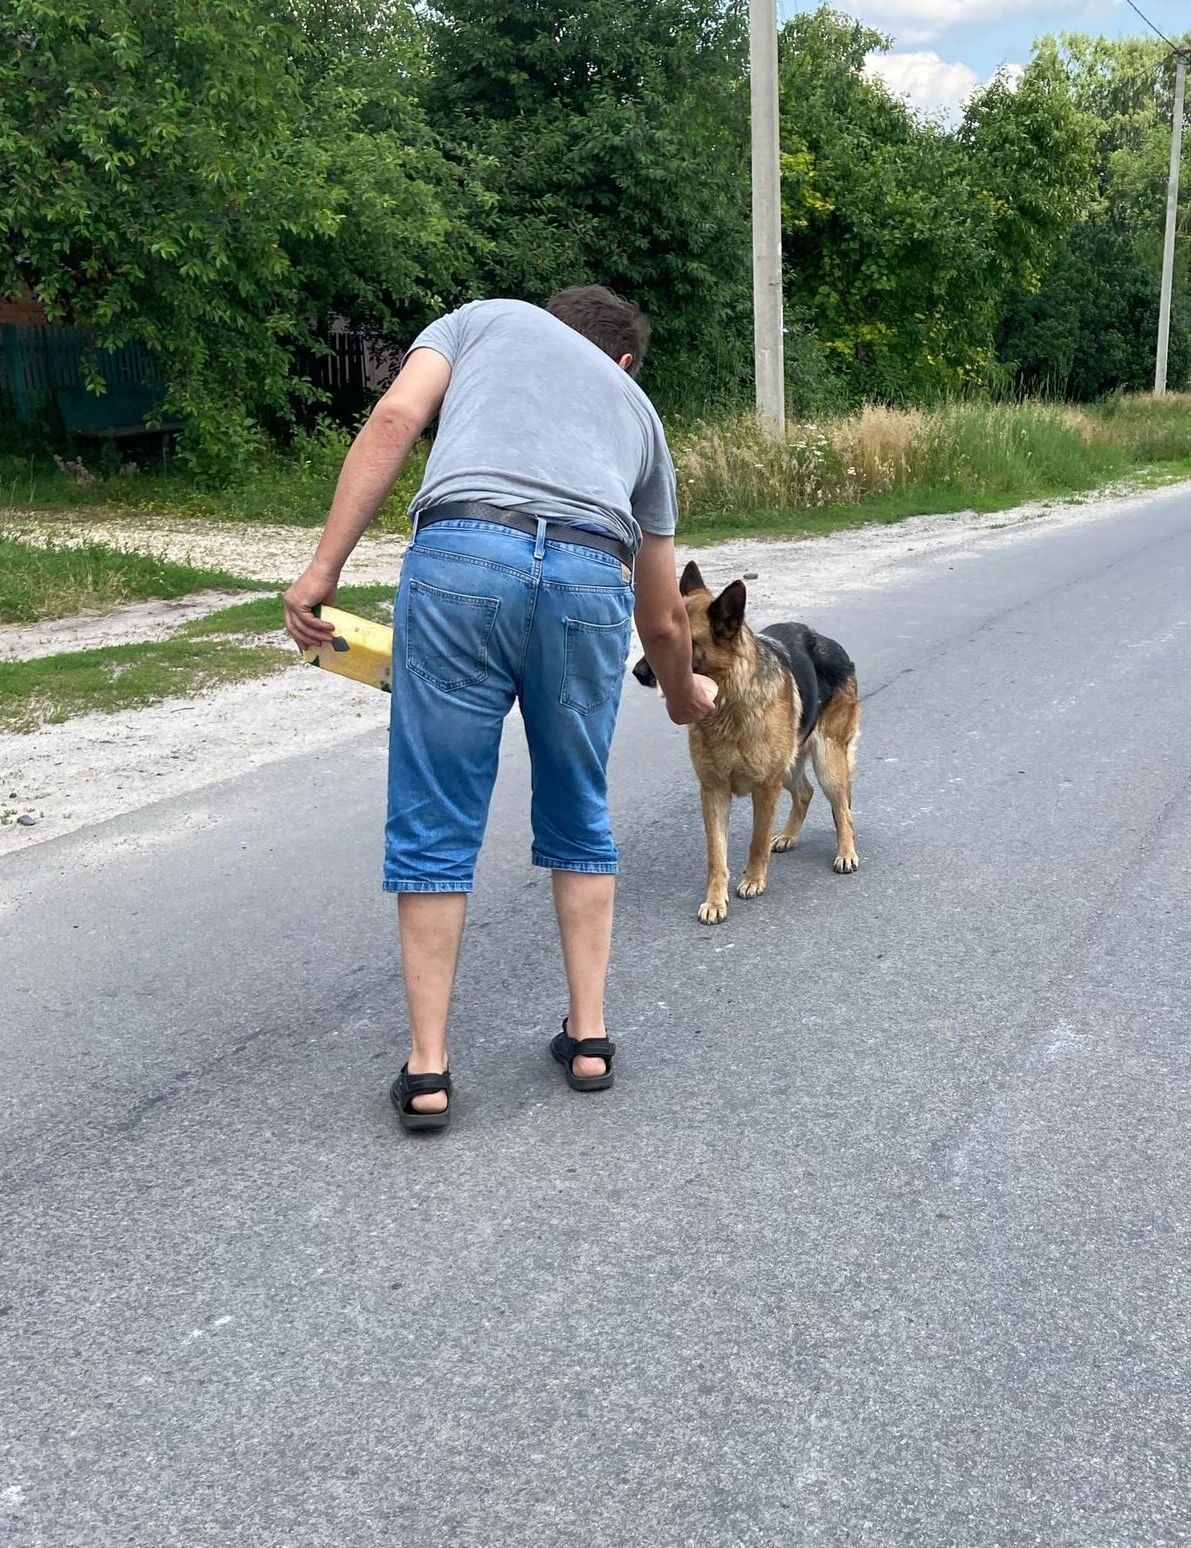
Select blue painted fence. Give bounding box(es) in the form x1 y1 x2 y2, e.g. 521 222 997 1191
0 324 176 436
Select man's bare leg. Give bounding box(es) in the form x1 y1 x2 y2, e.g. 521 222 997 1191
398 893 467 1113
552 871 615 1078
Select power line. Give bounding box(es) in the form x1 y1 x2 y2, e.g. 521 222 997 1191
1123 0 1179 52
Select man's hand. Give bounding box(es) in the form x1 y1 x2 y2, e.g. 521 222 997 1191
283 561 340 650
664 673 719 726
633 534 717 716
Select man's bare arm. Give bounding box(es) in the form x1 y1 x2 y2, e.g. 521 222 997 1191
633 533 717 726
283 348 451 648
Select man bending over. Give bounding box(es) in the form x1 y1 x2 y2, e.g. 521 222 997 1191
284 286 715 1131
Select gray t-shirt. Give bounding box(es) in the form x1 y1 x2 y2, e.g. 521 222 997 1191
406 298 678 552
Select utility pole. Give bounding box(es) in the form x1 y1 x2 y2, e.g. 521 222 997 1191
1155 48 1187 395
749 0 785 436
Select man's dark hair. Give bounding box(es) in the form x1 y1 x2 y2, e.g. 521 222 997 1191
546 285 650 374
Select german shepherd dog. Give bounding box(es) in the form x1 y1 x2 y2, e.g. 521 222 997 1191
633 562 860 924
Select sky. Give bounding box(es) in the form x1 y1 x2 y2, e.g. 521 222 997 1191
780 1 1187 120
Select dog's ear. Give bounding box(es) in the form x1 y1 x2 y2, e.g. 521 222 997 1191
679 560 707 596
708 579 747 640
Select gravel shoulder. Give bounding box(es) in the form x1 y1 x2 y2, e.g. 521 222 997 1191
2 481 1185 856
4 512 407 584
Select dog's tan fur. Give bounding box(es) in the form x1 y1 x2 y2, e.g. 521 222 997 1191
680 567 860 924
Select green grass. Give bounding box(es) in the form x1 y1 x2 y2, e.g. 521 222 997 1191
0 535 259 625
181 584 394 638
677 459 1191 544
1 583 396 732
0 637 291 732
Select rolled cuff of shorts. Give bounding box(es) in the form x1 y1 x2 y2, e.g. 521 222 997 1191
531 852 620 875
382 877 475 894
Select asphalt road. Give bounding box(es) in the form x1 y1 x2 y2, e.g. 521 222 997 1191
3 486 1190 1548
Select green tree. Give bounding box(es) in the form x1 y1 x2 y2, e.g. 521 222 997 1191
999 221 1191 396
285 0 488 342
997 34 1191 396
778 9 984 400
777 8 1091 402
0 0 475 469
958 51 1093 295
423 0 753 410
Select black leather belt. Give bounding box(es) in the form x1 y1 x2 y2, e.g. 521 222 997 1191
416 500 635 569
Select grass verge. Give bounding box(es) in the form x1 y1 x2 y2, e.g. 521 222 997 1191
0 639 291 732
0 535 258 625
180 584 394 638
5 395 1189 547
672 395 1191 541
1 585 396 732
0 425 424 529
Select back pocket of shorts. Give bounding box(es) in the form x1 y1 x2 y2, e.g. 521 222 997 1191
561 616 632 714
406 578 499 691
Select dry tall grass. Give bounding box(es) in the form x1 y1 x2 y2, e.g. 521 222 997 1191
833 406 925 496
672 404 937 517
671 394 1191 531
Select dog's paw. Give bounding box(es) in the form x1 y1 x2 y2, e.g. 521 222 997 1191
698 897 729 925
770 833 798 853
833 850 859 874
736 875 767 900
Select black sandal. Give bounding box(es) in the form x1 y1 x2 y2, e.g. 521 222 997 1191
550 1021 616 1092
390 1064 453 1132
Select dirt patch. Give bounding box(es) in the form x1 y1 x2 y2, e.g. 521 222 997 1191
2 481 1186 857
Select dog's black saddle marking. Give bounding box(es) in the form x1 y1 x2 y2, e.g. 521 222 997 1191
758 622 854 740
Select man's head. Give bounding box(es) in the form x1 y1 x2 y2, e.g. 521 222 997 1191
546 285 650 376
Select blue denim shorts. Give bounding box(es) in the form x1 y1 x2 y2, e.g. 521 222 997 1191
384 518 635 893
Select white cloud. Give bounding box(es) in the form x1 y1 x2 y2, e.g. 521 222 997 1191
864 50 979 116
864 50 1024 121
849 1 1117 45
